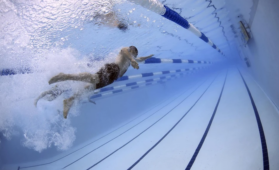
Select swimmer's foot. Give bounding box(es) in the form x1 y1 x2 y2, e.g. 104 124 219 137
49 73 66 84
89 98 96 104
63 97 75 119
34 99 39 107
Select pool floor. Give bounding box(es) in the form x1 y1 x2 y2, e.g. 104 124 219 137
8 67 279 170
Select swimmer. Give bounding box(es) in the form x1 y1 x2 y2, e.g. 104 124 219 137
36 46 153 119
94 12 128 31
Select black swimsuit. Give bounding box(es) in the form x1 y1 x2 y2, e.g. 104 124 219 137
96 63 120 89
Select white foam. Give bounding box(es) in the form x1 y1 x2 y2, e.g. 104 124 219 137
0 0 124 152
0 46 119 152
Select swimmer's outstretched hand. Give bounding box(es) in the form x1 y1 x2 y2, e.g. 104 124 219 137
135 54 154 62
131 60 139 69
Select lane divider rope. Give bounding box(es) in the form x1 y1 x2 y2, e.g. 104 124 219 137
128 0 225 55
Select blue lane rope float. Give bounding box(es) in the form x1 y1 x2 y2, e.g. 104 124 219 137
162 5 190 28
143 58 211 64
128 0 225 55
95 68 200 94
162 6 224 55
0 59 210 76
90 68 203 99
0 68 32 76
6 67 205 104
91 77 166 99
116 67 204 81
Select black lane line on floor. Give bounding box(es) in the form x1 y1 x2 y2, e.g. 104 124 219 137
18 100 165 170
62 78 208 170
127 73 221 170
85 76 218 170
185 70 227 170
238 69 269 170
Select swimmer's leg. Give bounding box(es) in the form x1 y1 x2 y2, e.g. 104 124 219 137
63 84 97 119
35 91 50 107
34 85 64 107
49 73 99 85
63 96 76 119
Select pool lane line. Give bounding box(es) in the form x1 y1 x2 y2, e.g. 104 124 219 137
116 67 204 81
238 69 269 170
142 58 211 64
95 68 201 94
185 70 228 170
126 72 221 170
62 77 210 169
0 59 210 76
90 70 196 100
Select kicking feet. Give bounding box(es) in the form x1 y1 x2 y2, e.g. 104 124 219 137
63 97 75 119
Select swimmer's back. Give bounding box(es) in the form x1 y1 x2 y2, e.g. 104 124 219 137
96 63 120 89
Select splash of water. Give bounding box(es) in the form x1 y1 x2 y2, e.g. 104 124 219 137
0 0 121 152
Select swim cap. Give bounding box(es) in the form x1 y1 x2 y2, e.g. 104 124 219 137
129 46 138 57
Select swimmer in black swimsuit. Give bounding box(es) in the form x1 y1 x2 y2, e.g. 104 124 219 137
35 46 153 119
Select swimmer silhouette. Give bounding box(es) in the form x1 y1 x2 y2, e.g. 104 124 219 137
35 46 153 119
94 12 128 31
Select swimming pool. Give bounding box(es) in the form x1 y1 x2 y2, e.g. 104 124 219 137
1 0 279 170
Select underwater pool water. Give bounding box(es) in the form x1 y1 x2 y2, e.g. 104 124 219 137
1 0 279 170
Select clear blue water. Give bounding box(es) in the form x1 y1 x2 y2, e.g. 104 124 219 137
1 0 279 170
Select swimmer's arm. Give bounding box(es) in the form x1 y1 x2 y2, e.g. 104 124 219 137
121 48 139 69
34 91 50 107
34 85 64 107
135 54 154 62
